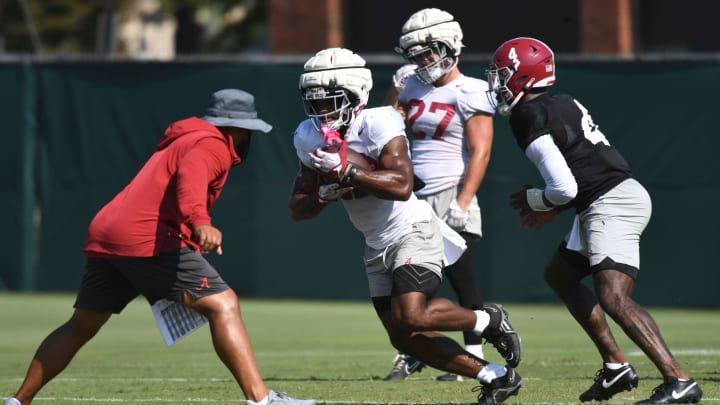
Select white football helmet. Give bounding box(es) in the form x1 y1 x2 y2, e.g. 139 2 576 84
299 48 373 131
395 8 464 84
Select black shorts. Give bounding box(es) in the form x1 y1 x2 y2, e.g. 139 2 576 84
75 248 229 313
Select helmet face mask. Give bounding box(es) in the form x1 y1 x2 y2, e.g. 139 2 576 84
396 8 463 84
485 65 516 111
299 48 373 131
486 37 556 116
404 42 456 84
302 87 355 131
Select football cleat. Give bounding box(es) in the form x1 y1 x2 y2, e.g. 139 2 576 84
579 363 639 402
481 304 522 368
262 390 317 405
635 378 702 404
475 368 524 405
383 352 425 381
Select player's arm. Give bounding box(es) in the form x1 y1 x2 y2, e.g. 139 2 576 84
509 134 577 230
457 112 493 211
288 162 326 221
345 135 413 201
289 162 352 221
523 134 577 209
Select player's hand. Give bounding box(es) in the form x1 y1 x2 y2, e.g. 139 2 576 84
518 209 558 230
193 224 223 255
317 183 354 203
310 147 347 178
445 199 470 229
510 185 556 230
509 185 532 212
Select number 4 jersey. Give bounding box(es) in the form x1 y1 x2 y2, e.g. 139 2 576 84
509 93 633 212
399 74 495 196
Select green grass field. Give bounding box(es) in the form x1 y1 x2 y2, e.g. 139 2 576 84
0 293 717 404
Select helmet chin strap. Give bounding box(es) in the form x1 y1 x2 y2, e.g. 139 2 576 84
498 77 536 116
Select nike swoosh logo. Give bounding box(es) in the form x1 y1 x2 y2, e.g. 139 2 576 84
672 382 697 399
601 368 632 389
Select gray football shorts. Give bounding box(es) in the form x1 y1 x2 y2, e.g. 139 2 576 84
564 178 651 275
418 185 482 238
364 219 444 298
75 248 229 313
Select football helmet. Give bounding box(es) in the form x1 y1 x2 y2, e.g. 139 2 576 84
299 48 373 131
395 8 463 84
486 37 556 116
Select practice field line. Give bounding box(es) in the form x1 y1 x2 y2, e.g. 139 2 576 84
30 400 720 404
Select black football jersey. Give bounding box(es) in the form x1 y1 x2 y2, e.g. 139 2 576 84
509 93 632 212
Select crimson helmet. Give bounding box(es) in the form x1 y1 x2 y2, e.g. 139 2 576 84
486 37 555 116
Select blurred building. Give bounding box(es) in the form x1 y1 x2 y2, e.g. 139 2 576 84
267 0 720 57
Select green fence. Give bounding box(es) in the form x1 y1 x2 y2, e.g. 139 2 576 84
1 59 718 307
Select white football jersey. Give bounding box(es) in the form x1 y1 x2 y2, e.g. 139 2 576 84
293 106 434 249
399 74 495 196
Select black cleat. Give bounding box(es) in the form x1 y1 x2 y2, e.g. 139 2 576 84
481 304 522 368
475 368 524 405
579 363 639 402
383 353 425 381
635 378 702 404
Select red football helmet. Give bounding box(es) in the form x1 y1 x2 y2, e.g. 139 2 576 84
486 37 556 116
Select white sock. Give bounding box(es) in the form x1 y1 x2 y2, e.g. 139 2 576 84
247 395 269 405
473 310 490 335
605 362 628 370
3 399 21 405
476 363 507 384
465 344 485 359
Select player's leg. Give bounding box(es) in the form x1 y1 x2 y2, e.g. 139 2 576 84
438 240 483 381
545 246 626 363
183 288 270 402
149 249 315 405
545 246 639 402
593 269 687 378
442 233 485 341
10 257 135 404
11 309 111 404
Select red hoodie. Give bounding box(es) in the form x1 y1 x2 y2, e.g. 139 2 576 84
84 117 241 257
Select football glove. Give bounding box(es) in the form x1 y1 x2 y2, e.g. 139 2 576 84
317 183 353 203
310 146 347 178
445 199 470 229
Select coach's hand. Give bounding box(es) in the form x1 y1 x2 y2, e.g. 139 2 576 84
193 224 223 255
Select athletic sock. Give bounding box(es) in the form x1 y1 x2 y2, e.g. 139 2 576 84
477 363 507 384
604 362 628 370
473 310 490 335
465 344 485 359
247 395 269 405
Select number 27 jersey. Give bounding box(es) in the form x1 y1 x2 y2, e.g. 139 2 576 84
399 74 495 195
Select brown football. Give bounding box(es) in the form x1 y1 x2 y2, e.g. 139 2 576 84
319 147 376 199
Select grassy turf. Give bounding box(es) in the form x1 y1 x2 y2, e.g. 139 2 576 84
0 293 717 404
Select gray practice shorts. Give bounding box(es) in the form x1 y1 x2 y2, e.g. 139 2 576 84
364 219 445 297
564 178 651 275
75 248 229 313
419 185 482 238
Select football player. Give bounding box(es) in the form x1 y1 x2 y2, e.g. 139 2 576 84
486 36 703 404
288 47 523 405
384 8 522 383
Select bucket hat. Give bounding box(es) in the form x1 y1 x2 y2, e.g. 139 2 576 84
202 89 272 133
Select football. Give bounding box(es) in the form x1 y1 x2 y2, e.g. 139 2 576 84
320 145 376 172
319 146 375 199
